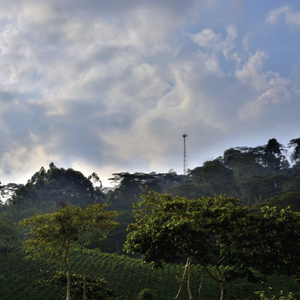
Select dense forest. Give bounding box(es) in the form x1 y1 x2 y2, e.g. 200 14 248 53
1 137 300 300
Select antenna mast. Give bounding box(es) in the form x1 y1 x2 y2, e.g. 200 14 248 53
182 134 188 175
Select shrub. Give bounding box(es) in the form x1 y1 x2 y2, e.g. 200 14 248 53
136 288 155 300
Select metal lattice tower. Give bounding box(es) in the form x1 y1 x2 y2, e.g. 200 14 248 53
182 134 188 175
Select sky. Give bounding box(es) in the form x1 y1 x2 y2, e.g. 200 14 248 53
0 0 300 187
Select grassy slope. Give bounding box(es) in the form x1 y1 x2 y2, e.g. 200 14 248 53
72 249 300 300
0 251 62 300
1 249 300 300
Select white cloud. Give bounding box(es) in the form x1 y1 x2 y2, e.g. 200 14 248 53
235 51 268 91
237 54 290 120
192 24 237 58
191 24 239 74
0 0 298 185
266 5 300 26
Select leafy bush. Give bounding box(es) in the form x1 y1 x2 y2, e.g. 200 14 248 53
39 270 115 300
254 287 295 300
136 288 155 300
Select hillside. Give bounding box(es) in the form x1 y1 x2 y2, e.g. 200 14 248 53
1 249 300 300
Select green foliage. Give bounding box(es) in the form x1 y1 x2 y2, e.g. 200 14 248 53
168 159 239 199
223 146 267 180
19 204 119 300
107 172 161 209
254 287 295 300
39 270 115 300
7 163 105 219
239 174 297 205
19 204 118 261
166 182 205 199
2 248 300 300
167 138 300 207
100 210 135 254
136 288 155 300
0 252 63 300
288 138 300 162
107 171 183 210
262 138 288 173
124 192 300 300
250 192 300 214
0 217 19 253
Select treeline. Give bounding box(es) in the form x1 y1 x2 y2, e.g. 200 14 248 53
169 138 300 209
1 137 300 254
105 137 300 213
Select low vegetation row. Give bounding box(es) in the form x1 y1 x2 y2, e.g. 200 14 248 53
1 193 299 300
1 249 299 300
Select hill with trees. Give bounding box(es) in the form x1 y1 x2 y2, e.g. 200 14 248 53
1 137 300 299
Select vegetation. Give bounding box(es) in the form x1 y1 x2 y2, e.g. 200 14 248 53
124 192 300 300
1 249 300 300
19 204 119 300
1 137 300 299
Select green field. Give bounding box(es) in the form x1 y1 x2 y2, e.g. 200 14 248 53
1 249 300 300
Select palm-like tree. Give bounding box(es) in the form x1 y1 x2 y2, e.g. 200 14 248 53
288 138 300 162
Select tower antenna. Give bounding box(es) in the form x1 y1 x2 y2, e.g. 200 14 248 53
182 134 188 175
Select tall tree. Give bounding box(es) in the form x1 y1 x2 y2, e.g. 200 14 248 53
168 159 239 199
9 163 105 215
239 174 295 205
124 192 300 300
223 146 267 180
262 138 289 173
20 205 78 300
0 217 19 254
107 172 162 209
124 193 252 299
288 138 300 162
20 204 119 300
73 205 119 300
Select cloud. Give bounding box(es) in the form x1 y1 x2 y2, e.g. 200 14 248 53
236 52 290 120
266 5 300 26
0 0 298 186
192 24 238 60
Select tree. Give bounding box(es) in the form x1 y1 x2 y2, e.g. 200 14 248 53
19 204 119 300
288 138 300 162
239 174 295 205
198 159 240 197
0 217 19 254
39 271 115 300
73 205 119 300
9 163 105 215
20 205 77 300
124 193 253 299
107 172 162 209
262 138 288 173
0 182 23 204
250 206 300 278
124 192 300 300
223 146 267 180
167 160 240 200
249 191 300 213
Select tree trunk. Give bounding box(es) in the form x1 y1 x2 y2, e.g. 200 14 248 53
187 257 192 300
175 257 189 300
64 244 71 300
196 268 206 300
215 259 225 300
220 282 225 300
80 246 87 300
